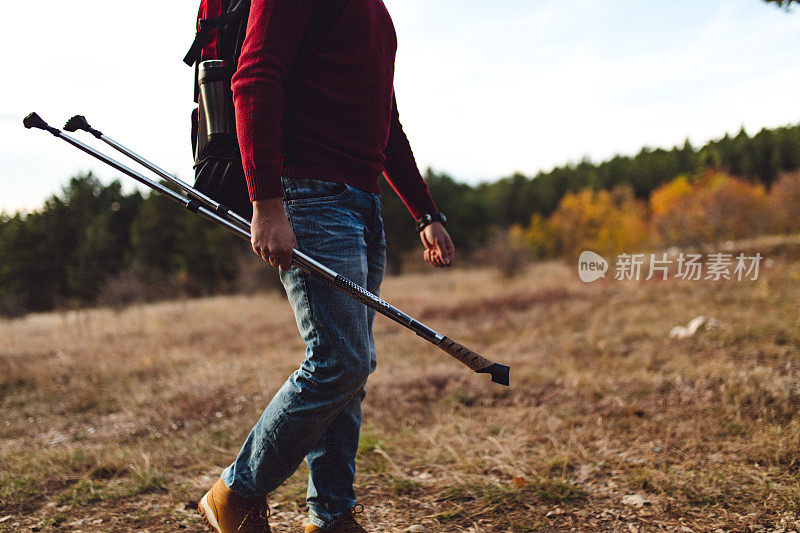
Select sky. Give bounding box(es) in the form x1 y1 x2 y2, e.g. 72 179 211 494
1 0 799 214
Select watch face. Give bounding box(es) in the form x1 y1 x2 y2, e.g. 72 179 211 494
417 213 445 231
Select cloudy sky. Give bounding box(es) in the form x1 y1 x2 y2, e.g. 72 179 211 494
2 0 799 213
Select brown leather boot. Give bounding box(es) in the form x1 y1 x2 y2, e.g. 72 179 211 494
198 477 271 532
303 505 367 532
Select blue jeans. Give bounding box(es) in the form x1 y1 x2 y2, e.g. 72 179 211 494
222 178 386 529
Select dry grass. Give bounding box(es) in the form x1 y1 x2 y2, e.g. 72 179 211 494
1 256 799 532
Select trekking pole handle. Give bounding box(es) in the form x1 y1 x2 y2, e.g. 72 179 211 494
23 112 60 136
64 115 103 139
438 337 510 385
26 113 247 240
63 115 251 232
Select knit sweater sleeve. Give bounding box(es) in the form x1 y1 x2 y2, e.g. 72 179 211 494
232 0 318 201
382 93 438 220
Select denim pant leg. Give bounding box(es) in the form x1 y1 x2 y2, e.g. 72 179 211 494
222 180 383 516
305 220 385 528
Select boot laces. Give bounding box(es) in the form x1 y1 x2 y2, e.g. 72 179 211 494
341 505 366 532
239 498 271 530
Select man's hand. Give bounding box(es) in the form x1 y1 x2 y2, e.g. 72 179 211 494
420 222 455 268
251 198 297 270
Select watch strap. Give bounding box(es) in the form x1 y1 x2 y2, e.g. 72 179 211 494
416 212 447 232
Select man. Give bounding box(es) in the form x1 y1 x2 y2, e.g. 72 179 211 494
198 0 454 531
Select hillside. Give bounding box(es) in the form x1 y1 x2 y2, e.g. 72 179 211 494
2 256 799 531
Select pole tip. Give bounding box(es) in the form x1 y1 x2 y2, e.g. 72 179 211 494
477 363 510 386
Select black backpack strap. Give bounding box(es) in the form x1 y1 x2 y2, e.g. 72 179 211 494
183 4 250 66
185 0 347 66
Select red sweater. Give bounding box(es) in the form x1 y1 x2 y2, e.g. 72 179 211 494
231 0 437 219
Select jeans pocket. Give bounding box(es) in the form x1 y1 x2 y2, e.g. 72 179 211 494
282 178 349 205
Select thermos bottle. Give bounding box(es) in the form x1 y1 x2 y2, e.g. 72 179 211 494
197 60 234 143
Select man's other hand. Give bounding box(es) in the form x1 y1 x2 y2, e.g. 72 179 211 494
251 198 297 270
420 222 454 268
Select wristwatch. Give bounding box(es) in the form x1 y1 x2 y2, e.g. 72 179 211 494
415 212 447 232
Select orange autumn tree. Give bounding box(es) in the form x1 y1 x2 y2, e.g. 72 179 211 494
649 174 700 246
650 170 768 246
768 170 800 234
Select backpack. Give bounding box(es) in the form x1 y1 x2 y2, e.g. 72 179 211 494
184 0 348 220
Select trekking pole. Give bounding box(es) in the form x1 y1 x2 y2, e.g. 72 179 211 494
63 115 251 231
24 112 510 386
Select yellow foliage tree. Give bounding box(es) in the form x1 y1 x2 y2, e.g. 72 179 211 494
649 170 768 246
548 186 648 258
522 213 553 257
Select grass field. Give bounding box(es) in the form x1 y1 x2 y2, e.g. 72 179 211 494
1 256 799 532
